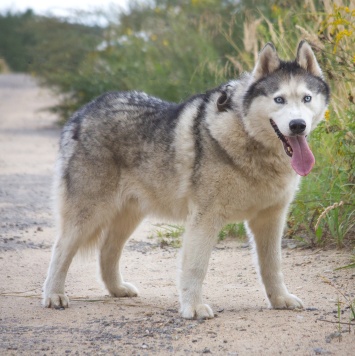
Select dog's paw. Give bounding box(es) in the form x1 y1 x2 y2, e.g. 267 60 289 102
180 303 214 319
109 282 139 298
270 293 303 309
43 293 69 309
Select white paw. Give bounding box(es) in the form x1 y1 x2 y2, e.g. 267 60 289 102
180 303 214 319
270 293 303 309
43 293 69 309
109 282 139 298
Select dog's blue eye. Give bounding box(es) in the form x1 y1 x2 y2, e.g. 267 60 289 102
274 97 285 104
304 95 312 103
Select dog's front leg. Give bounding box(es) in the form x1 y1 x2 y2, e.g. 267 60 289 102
178 212 222 319
246 205 303 309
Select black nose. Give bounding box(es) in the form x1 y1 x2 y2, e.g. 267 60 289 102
289 119 306 134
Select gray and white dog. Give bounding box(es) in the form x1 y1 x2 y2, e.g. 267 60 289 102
43 41 329 319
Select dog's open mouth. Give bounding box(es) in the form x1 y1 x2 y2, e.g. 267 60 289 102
269 119 293 157
269 119 315 176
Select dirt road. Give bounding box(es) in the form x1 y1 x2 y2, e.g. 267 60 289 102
0 74 354 355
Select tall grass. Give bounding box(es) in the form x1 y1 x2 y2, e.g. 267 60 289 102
292 1 355 248
219 0 355 248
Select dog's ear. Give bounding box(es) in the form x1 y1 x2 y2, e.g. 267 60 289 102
296 40 323 77
252 43 280 81
217 91 230 112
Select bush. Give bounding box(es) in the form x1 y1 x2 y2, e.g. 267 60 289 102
289 2 355 248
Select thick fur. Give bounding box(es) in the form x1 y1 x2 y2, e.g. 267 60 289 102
43 41 329 319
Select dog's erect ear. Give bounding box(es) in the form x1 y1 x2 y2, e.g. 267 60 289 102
217 91 230 112
296 40 323 77
252 43 280 81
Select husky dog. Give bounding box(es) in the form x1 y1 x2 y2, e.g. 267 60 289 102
43 41 329 319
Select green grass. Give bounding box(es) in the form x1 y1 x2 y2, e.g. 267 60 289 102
149 222 247 249
288 106 355 249
321 274 355 332
149 224 184 248
218 223 246 241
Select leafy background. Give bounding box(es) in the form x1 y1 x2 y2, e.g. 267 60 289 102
0 0 354 249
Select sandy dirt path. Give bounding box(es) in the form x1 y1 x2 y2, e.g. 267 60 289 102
0 74 354 355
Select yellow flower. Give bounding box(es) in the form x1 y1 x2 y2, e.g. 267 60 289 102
150 34 158 41
324 110 330 121
333 29 353 53
331 19 347 26
271 5 281 16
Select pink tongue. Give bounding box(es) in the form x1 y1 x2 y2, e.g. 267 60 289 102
287 136 315 176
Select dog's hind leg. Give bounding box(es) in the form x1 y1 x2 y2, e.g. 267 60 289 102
178 211 223 319
43 175 118 309
99 200 143 298
43 215 103 309
246 205 304 310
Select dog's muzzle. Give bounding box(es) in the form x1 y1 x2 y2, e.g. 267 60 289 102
269 118 315 176
269 119 293 157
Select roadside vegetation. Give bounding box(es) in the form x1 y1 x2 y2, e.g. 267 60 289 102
0 0 354 249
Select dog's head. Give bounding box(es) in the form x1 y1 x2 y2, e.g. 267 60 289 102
241 41 330 176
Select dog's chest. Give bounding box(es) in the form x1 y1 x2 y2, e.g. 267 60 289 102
213 171 299 222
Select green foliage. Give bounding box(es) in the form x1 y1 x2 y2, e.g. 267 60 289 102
335 261 355 270
47 0 241 116
149 224 184 248
284 2 355 249
0 10 36 72
27 17 102 119
150 222 246 248
0 10 102 78
218 223 246 240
